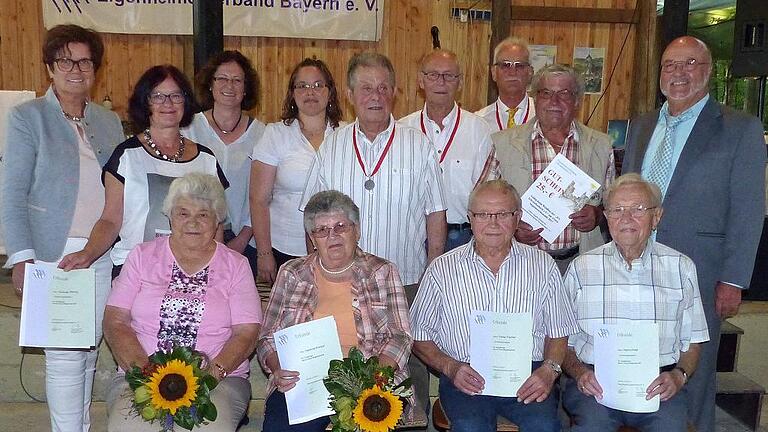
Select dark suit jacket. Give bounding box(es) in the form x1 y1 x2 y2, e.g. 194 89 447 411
623 96 766 308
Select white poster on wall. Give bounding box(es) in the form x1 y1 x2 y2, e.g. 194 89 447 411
42 0 384 41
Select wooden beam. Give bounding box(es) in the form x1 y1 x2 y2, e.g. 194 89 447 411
510 6 638 24
193 1 223 75
488 0 511 104
630 0 660 115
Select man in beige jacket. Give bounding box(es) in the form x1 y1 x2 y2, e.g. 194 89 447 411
493 64 614 273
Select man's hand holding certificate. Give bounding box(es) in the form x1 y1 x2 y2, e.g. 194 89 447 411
593 322 661 413
521 154 602 243
469 311 533 397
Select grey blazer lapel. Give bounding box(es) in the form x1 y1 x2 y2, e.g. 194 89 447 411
665 98 721 200
627 112 658 172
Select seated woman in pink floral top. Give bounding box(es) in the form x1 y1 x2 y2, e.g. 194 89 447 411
103 173 262 432
256 190 413 432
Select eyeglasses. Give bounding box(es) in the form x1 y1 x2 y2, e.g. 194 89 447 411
421 71 462 83
294 81 328 93
212 76 244 87
493 61 531 72
54 58 95 72
469 210 519 222
604 205 657 219
310 221 355 238
661 58 710 73
536 88 577 101
148 92 186 105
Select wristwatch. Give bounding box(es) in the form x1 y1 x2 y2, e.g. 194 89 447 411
543 359 562 376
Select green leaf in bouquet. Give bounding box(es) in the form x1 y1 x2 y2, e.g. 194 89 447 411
201 374 218 391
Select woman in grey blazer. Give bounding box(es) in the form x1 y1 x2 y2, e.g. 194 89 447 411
0 25 124 431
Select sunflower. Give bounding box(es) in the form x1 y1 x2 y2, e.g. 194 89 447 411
352 386 403 432
146 359 199 415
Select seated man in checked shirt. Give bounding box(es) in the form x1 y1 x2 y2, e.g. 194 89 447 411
561 173 709 432
410 179 579 432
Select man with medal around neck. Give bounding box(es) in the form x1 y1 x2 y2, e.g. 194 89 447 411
399 49 496 252
301 51 447 300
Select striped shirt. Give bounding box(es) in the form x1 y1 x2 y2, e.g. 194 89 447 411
564 240 710 366
410 239 580 362
301 117 447 285
399 103 496 224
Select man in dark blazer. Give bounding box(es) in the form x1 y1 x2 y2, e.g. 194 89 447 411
623 36 766 432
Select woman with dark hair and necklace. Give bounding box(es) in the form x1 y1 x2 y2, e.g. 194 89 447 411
250 58 344 285
257 190 413 431
60 64 228 278
182 51 265 273
0 24 124 431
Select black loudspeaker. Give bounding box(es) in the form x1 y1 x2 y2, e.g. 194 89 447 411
732 0 768 77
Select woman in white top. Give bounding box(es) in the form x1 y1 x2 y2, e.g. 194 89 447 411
183 50 265 274
250 58 344 284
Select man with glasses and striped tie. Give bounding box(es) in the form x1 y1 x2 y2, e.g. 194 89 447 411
410 179 579 432
623 36 766 432
475 37 536 132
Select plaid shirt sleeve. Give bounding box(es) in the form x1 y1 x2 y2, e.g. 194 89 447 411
256 265 306 374
681 256 710 346
368 262 413 371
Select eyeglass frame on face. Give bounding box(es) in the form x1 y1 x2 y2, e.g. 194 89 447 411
293 81 328 93
469 210 520 222
212 75 245 87
421 71 462 83
603 204 657 219
493 60 531 72
536 88 577 101
148 92 186 105
53 57 95 73
310 221 356 238
661 58 710 73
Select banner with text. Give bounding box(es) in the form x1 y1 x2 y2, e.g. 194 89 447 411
43 0 384 41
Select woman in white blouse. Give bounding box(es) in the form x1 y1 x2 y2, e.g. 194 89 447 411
250 58 343 284
183 50 265 273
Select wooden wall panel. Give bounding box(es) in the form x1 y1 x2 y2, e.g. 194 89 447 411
0 0 649 131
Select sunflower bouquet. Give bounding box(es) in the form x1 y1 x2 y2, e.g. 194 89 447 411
125 346 219 431
323 347 412 432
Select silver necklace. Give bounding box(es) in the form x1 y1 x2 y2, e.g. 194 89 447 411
317 257 354 275
62 101 87 122
143 128 185 162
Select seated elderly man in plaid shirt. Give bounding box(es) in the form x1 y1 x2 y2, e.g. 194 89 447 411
561 173 709 432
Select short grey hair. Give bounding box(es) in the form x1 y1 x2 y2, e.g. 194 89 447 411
493 37 530 64
303 190 361 232
347 52 396 89
530 64 585 101
162 173 227 223
468 179 521 211
604 173 662 209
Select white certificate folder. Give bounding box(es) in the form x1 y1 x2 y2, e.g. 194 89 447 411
275 315 343 425
19 263 96 349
